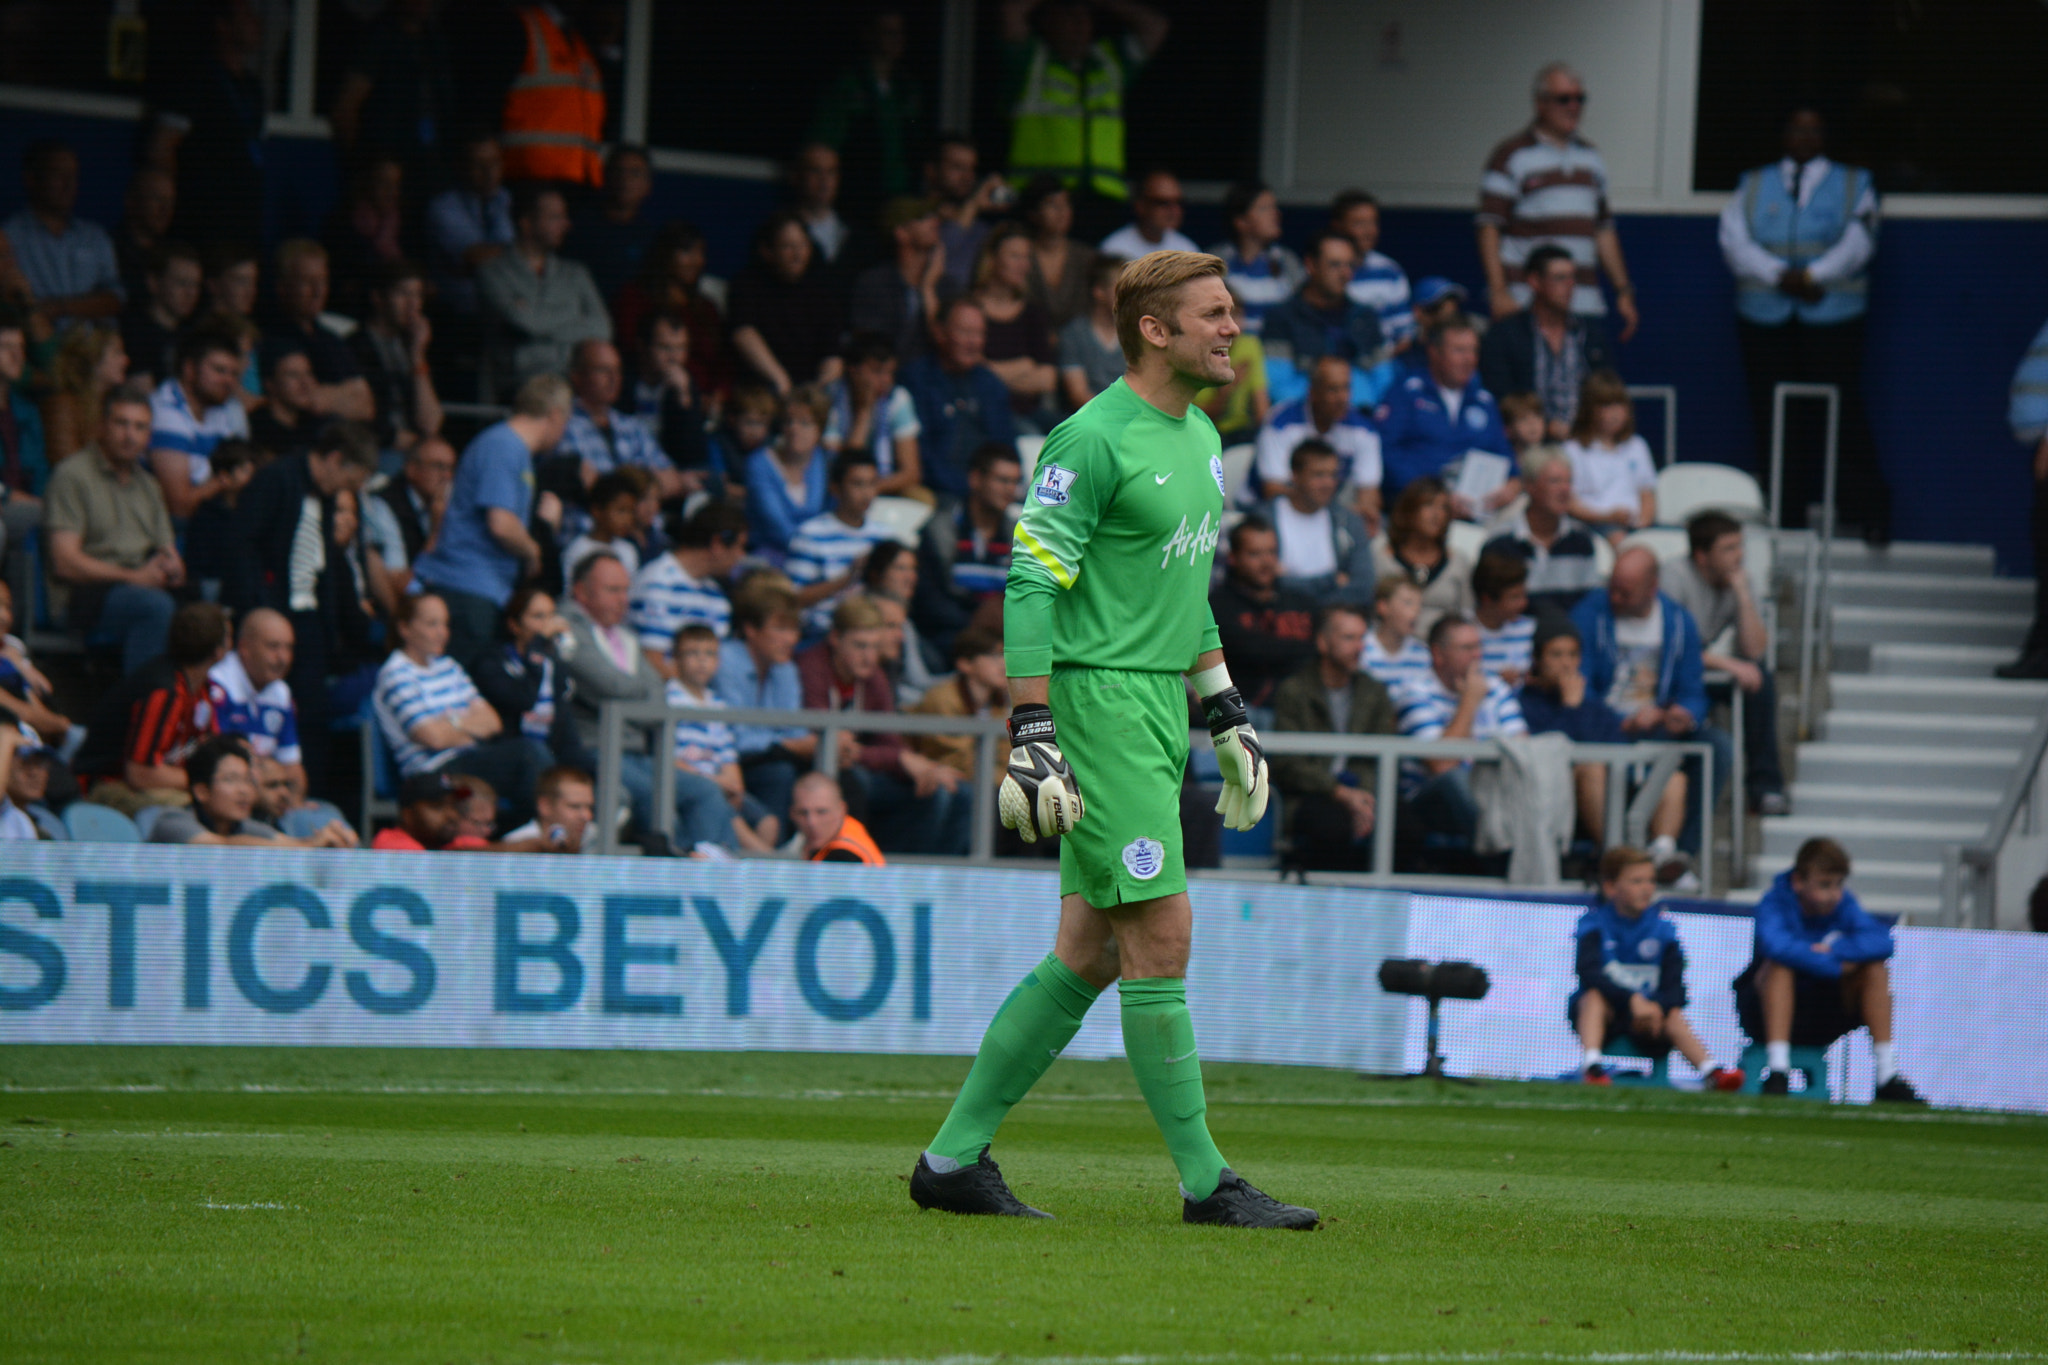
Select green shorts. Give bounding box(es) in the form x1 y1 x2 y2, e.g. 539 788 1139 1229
1050 665 1190 907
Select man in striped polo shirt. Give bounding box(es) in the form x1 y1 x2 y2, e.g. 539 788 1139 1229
1476 62 1639 341
148 320 250 521
1332 189 1414 356
628 501 748 680
1394 613 1528 844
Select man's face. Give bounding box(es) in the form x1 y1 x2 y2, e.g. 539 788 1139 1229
1698 530 1745 588
1339 202 1379 256
1135 175 1185 239
607 153 652 213
1309 238 1357 299
537 779 596 843
254 758 295 821
402 796 460 848
1432 623 1482 688
466 140 503 196
279 256 328 322
1529 460 1573 518
573 559 632 628
748 616 801 666
646 320 689 376
1606 552 1659 619
830 625 883 681
939 305 987 371
792 781 847 851
456 793 496 842
186 348 242 409
407 440 456 499
1606 861 1659 918
0 329 24 387
1155 275 1239 389
1532 256 1577 313
851 355 895 401
968 457 1022 516
1293 455 1339 511
796 146 840 210
129 170 176 237
835 463 880 522
527 193 571 252
102 401 152 464
154 257 204 321
572 343 623 410
377 276 424 333
1319 610 1368 670
271 353 318 413
211 261 259 317
933 144 978 201
8 751 50 808
197 754 257 827
1792 869 1846 918
29 149 78 219
1235 190 1280 247
1428 328 1479 390
240 616 294 689
898 212 941 253
1230 527 1279 590
1308 358 1351 429
1784 109 1826 164
1480 581 1529 626
1535 70 1586 137
962 650 1008 695
308 450 370 501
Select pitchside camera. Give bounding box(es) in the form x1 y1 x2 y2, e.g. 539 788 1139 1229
1376 958 1491 1082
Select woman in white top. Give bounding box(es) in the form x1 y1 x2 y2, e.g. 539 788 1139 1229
1369 476 1474 637
1564 370 1658 539
371 591 541 827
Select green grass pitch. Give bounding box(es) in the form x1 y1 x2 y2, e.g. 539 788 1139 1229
2 1046 2044 1364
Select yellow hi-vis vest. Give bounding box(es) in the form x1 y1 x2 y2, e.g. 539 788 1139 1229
1008 39 1129 201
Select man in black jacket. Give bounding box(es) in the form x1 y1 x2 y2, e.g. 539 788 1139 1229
1271 603 1401 871
1208 516 1317 710
1479 243 1616 440
911 442 1019 656
228 420 379 798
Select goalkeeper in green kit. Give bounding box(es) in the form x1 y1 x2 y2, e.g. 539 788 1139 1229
909 252 1319 1230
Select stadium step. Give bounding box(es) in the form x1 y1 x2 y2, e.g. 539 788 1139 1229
1784 781 2001 823
1869 643 2027 678
1818 709 2036 749
1824 571 2033 613
1827 605 2029 648
1827 673 2048 716
1760 813 1986 865
1791 742 2018 791
1778 538 1997 579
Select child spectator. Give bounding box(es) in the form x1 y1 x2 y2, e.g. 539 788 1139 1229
1371 477 1473 636
712 385 779 506
563 467 648 581
1572 845 1744 1089
1361 576 1432 694
1518 620 1693 884
745 383 833 558
1564 370 1657 539
1739 837 1925 1102
1471 551 1535 685
0 580 77 756
787 449 892 634
1498 389 1563 472
666 622 778 853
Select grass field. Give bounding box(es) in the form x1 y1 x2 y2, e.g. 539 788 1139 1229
2 1046 2044 1365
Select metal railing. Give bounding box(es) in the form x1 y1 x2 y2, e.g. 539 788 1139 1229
1941 706 2048 929
592 699 1715 891
1768 382 1841 739
1626 385 1679 467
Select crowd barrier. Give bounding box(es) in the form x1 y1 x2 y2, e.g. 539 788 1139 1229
3 845 2043 1112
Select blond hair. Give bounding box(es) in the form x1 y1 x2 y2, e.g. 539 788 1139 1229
1112 250 1228 365
513 372 573 419
830 595 886 633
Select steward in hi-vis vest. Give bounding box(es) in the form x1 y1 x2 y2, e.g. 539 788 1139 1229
500 4 605 188
1001 0 1168 205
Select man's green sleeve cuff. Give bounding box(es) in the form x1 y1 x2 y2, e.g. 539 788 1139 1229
1004 569 1058 678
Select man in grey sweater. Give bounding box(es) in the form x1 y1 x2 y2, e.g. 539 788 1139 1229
479 184 612 398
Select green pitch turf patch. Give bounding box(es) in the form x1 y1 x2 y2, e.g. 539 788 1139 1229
1 1046 2043 1364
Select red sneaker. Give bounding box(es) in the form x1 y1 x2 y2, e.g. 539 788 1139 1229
1582 1064 1613 1086
1706 1066 1744 1092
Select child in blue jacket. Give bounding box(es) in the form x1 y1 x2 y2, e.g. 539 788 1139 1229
1737 836 1924 1102
1573 845 1743 1089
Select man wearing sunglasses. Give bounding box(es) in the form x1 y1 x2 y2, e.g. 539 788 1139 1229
1477 62 1640 342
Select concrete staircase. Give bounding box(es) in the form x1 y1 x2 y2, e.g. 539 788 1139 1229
1746 540 2046 918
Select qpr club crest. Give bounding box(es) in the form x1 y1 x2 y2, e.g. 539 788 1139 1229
1210 454 1227 496
1638 937 1662 959
1033 462 1077 506
1465 405 1488 430
1122 837 1166 880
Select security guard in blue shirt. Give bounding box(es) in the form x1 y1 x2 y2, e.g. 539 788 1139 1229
1375 317 1512 501
1718 109 1890 544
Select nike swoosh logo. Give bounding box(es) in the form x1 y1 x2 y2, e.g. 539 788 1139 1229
1163 1048 1198 1065
1047 1048 1063 1059
1154 472 1173 484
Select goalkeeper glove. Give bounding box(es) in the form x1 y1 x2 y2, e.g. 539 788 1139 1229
1199 673 1270 832
998 703 1085 843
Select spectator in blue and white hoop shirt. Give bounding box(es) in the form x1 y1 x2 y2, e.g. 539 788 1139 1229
787 450 894 637
148 320 251 522
561 338 685 502
1098 169 1198 261
1261 231 1383 407
1250 354 1383 528
1332 190 1413 354
1471 551 1535 686
630 500 749 680
1211 180 1303 336
1376 316 1512 504
207 607 304 791
2 141 123 327
1395 613 1528 842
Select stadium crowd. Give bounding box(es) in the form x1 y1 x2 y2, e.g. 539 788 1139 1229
0 0 1911 891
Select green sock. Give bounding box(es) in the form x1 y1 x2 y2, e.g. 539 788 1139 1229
1119 977 1228 1200
927 954 1101 1167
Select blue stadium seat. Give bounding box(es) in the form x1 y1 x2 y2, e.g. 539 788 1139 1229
63 802 141 843
1738 1042 1831 1100
1600 1036 1671 1087
132 805 169 840
28 803 67 841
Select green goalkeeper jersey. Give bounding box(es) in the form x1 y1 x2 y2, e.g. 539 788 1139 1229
1005 378 1226 677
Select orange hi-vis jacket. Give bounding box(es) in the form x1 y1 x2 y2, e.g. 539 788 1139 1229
806 815 887 866
500 5 605 187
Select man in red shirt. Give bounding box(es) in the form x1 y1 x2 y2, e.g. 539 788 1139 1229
74 601 229 815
